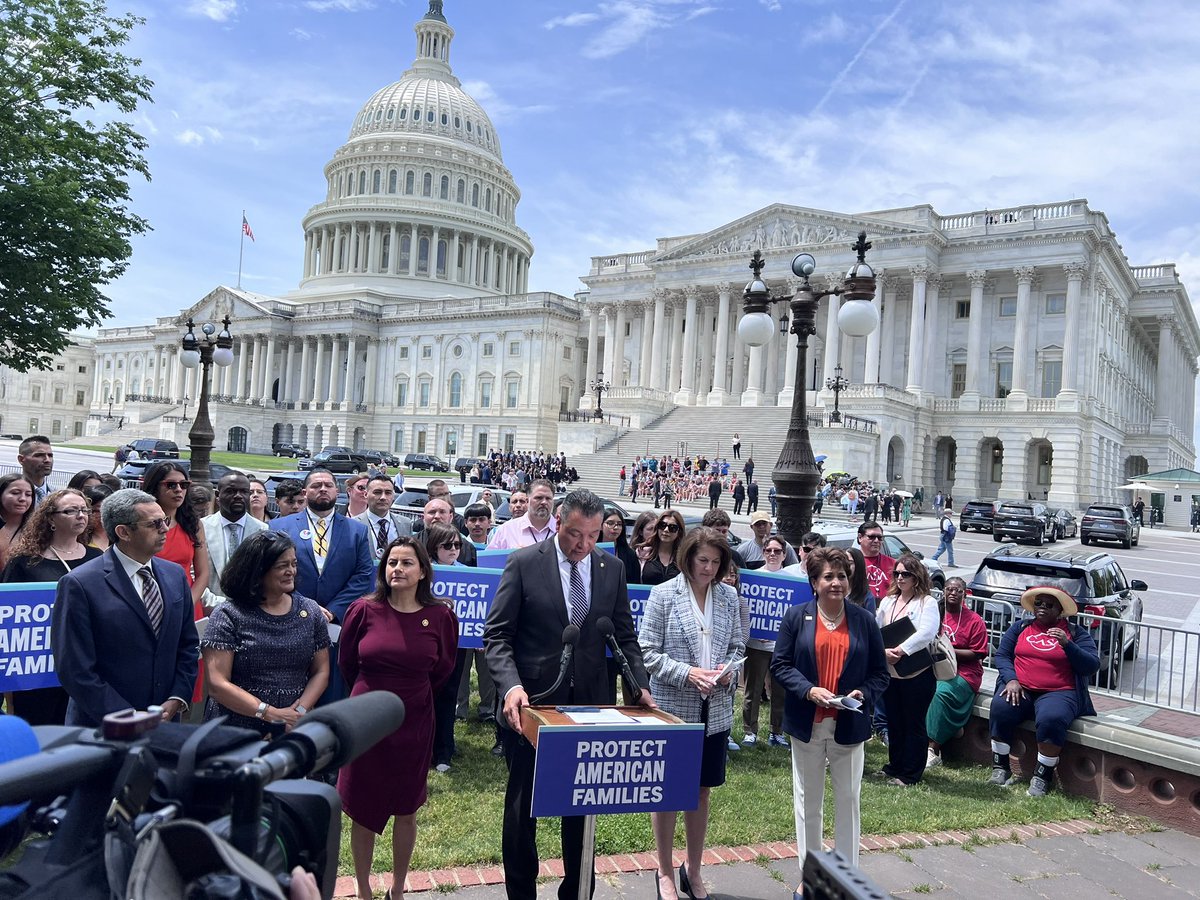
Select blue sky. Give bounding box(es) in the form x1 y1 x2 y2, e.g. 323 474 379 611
109 0 1200 324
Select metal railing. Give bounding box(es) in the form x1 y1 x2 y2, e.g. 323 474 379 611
977 606 1200 714
559 409 631 427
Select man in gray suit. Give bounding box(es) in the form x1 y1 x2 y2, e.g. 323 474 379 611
351 474 413 560
484 489 653 900
201 472 268 607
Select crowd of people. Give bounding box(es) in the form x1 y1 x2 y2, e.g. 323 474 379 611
6 433 1100 900
465 449 578 491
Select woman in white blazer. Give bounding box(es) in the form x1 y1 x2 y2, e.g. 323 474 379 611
639 526 746 900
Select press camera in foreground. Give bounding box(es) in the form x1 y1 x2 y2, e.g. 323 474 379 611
0 691 404 899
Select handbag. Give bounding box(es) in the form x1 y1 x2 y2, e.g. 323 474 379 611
930 628 958 681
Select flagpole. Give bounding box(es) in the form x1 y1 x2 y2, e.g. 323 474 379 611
237 209 245 289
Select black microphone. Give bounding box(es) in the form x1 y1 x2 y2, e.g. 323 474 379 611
597 616 643 699
529 624 580 704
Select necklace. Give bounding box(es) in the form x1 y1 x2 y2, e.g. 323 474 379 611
817 602 845 631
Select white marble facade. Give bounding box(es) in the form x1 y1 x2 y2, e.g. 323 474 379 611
580 201 1199 508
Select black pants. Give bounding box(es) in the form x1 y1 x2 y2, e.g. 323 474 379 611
502 729 593 900
733 498 744 515
882 667 936 784
432 649 468 765
709 496 719 509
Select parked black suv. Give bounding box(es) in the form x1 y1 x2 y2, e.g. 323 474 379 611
297 451 373 474
966 546 1146 687
1080 504 1140 549
454 456 487 476
366 449 400 467
992 500 1054 545
959 499 997 533
272 442 310 459
116 458 235 489
126 439 180 460
404 453 450 472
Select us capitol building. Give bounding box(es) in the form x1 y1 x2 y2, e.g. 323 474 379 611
4 1 1196 509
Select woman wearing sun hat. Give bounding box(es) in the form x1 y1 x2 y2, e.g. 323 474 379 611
987 585 1100 796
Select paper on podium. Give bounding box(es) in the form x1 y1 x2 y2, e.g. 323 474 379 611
563 709 639 725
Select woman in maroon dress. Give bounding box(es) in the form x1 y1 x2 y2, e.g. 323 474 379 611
338 536 458 900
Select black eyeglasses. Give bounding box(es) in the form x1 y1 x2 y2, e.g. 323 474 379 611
894 570 913 578
863 534 883 541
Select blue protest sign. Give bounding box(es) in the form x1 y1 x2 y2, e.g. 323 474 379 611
739 569 812 641
429 565 503 649
476 548 515 570
531 721 704 817
597 542 616 556
627 584 650 635
0 583 59 692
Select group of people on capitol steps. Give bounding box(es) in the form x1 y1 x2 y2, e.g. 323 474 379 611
4 433 1101 900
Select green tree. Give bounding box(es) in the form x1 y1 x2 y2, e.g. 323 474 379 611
0 0 152 371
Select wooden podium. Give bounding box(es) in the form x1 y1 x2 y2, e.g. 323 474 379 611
521 705 704 900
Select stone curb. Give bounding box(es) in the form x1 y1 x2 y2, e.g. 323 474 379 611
332 817 1104 896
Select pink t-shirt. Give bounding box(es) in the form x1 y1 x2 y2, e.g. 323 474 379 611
1013 620 1076 692
863 553 895 600
943 606 989 692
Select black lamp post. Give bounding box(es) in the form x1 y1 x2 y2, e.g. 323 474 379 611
825 364 850 424
179 316 235 486
738 232 878 547
590 370 611 420
180 394 190 423
106 395 114 420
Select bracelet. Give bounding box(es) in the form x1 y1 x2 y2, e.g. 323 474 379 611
294 704 308 715
254 701 268 719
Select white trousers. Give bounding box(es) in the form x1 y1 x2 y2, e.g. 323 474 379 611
789 718 864 871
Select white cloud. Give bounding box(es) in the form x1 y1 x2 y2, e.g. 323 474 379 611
303 0 375 11
545 13 602 29
184 0 238 21
461 80 553 125
175 129 204 145
290 27 312 40
760 0 782 10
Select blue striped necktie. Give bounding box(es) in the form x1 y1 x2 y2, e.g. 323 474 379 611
568 561 589 628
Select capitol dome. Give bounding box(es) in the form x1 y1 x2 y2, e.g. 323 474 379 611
298 0 532 299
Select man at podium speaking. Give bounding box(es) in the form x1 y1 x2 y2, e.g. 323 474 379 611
484 488 653 900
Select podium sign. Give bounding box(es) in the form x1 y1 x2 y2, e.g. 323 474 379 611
526 708 704 818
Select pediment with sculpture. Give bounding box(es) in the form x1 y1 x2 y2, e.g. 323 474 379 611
657 203 926 263
172 286 288 328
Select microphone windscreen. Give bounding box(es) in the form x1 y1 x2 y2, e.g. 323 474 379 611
596 616 615 638
562 623 581 646
0 716 40 827
305 691 405 768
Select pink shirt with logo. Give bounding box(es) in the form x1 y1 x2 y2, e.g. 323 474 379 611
1013 620 1075 691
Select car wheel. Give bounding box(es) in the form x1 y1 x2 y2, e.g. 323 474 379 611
1131 532 1139 547
1121 534 1131 549
1080 534 1089 545
1048 525 1057 543
993 533 1003 542
352 466 362 475
1034 527 1044 547
1124 622 1140 660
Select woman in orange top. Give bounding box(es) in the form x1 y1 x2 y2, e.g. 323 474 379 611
771 548 888 900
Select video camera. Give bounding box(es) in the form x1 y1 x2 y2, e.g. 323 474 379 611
0 691 404 899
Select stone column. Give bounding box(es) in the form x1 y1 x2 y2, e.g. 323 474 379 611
667 298 684 394
697 297 714 405
821 290 841 387
584 306 600 402
997 431 1030 500
281 340 295 402
905 265 930 394
778 316 799 406
311 338 325 405
249 335 264 400
962 269 988 401
675 286 700 405
639 300 654 387
233 338 248 400
344 335 357 405
468 233 478 283
864 273 887 383
612 301 627 385
1007 266 1036 405
260 334 276 404
922 275 943 394
409 225 419 276
1059 261 1087 403
649 290 668 391
730 303 746 397
708 283 732 405
328 339 341 406
878 278 897 386
365 339 379 406
764 302 782 398
601 306 616 381
1154 315 1176 421
299 337 312 404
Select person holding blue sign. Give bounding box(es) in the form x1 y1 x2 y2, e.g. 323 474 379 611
639 526 745 900
770 547 888 893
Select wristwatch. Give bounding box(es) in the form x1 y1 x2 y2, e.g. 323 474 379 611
294 704 308 715
254 701 268 719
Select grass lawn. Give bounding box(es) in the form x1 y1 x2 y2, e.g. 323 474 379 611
340 713 1097 875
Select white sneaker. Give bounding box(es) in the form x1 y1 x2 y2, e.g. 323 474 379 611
741 733 757 746
435 763 451 773
925 749 942 770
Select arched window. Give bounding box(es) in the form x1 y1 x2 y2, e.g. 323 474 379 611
337 174 344 197
471 183 479 207
422 172 432 197
456 179 465 203
436 239 447 277
387 169 397 193
405 171 415 194
372 169 381 193
440 175 449 199
399 233 411 271
358 171 366 194
485 187 492 212
381 235 390 271
448 372 462 407
417 236 430 274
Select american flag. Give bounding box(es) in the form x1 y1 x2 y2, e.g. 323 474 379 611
242 215 255 242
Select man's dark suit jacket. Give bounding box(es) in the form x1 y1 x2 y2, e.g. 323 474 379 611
483 539 646 718
52 550 199 727
269 511 375 623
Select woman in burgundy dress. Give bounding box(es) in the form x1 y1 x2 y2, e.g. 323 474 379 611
338 536 458 900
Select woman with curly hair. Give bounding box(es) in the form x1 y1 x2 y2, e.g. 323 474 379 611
2 488 101 724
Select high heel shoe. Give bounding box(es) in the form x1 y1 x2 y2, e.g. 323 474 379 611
678 862 707 900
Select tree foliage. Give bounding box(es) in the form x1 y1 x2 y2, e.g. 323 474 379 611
0 0 152 371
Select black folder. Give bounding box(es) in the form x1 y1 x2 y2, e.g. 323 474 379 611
880 616 932 677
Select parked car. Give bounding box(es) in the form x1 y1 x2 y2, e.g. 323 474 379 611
991 500 1055 546
125 438 180 460
454 456 487 476
265 471 351 513
959 499 998 533
404 452 450 472
1050 508 1079 540
965 546 1145 687
392 485 514 524
809 521 945 588
1080 504 1141 548
116 458 235 489
0 433 23 441
366 449 400 467
271 442 310 459
297 450 374 474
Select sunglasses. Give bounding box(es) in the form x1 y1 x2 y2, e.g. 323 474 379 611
1032 599 1061 609
894 570 914 578
763 547 785 555
801 545 816 553
658 523 679 532
440 541 463 550
862 534 883 541
161 480 191 491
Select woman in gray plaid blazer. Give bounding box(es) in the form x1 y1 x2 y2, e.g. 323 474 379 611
639 526 746 900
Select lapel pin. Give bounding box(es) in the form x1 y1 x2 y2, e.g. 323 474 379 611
299 529 312 540
422 618 429 627
299 609 308 618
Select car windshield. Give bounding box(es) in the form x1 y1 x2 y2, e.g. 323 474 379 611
996 504 1034 515
1088 506 1125 518
975 560 1087 597
395 489 429 506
